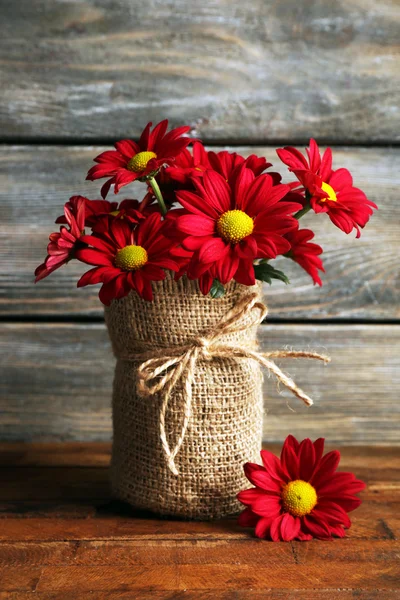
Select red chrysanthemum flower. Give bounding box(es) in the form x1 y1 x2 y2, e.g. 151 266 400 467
208 150 274 184
56 196 145 232
166 143 274 187
75 213 180 304
164 141 211 185
285 228 325 286
86 120 192 198
174 166 302 293
157 144 275 208
35 196 86 282
237 435 365 541
277 139 377 237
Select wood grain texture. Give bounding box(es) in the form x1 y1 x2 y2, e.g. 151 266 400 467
0 444 397 596
1 145 398 319
1 323 399 443
0 1 399 142
0 595 397 600
0 594 398 600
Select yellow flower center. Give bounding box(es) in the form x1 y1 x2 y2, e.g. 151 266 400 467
217 210 254 244
281 480 318 517
110 210 120 216
127 151 157 173
115 245 148 270
320 181 337 202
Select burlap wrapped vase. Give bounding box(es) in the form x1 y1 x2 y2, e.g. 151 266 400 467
105 273 328 520
105 274 265 519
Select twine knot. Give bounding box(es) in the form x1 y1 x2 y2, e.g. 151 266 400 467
122 292 330 476
193 336 210 351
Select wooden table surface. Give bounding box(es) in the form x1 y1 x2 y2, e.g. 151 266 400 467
0 443 398 598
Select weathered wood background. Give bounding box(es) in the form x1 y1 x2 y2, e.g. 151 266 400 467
0 0 399 443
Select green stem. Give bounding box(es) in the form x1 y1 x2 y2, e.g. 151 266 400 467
149 176 167 216
294 204 311 220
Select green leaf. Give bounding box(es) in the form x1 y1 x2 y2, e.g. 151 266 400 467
210 279 226 298
254 263 290 285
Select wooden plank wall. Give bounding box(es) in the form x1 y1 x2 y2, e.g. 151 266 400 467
0 0 399 443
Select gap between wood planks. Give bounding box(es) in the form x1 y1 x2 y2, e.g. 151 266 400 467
1 315 399 324
1 139 400 148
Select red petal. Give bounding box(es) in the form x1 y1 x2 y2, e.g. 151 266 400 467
77 266 115 287
75 248 113 267
176 190 219 219
80 234 115 254
241 173 272 214
198 237 229 264
320 147 333 180
330 524 347 538
246 470 281 494
269 515 284 541
282 435 300 454
276 147 309 171
216 248 239 285
177 215 215 236
237 507 259 528
149 119 169 148
114 169 137 194
234 259 256 286
138 121 152 149
302 515 332 540
101 178 114 199
202 170 231 213
280 444 299 481
312 438 325 474
260 450 289 483
114 139 139 158
305 138 321 173
317 471 357 495
234 166 255 210
280 513 301 541
236 235 257 259
249 495 281 518
296 530 313 541
255 516 275 539
313 501 351 528
98 279 119 305
329 168 353 191
326 495 362 513
298 438 316 481
311 450 341 486
237 487 263 505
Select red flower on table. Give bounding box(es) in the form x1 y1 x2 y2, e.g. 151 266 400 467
238 435 365 541
277 139 377 237
75 213 181 304
34 196 86 282
86 120 192 199
173 166 302 292
285 228 325 286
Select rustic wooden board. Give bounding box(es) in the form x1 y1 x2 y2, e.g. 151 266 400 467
1 323 399 443
0 1 399 142
0 444 398 596
1 145 398 319
0 596 400 600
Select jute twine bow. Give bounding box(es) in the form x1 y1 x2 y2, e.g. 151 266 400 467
119 293 330 476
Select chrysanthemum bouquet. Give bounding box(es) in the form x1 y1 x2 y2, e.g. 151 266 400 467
35 120 376 302
34 120 373 527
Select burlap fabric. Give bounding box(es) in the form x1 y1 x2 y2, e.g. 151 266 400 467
105 274 264 519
